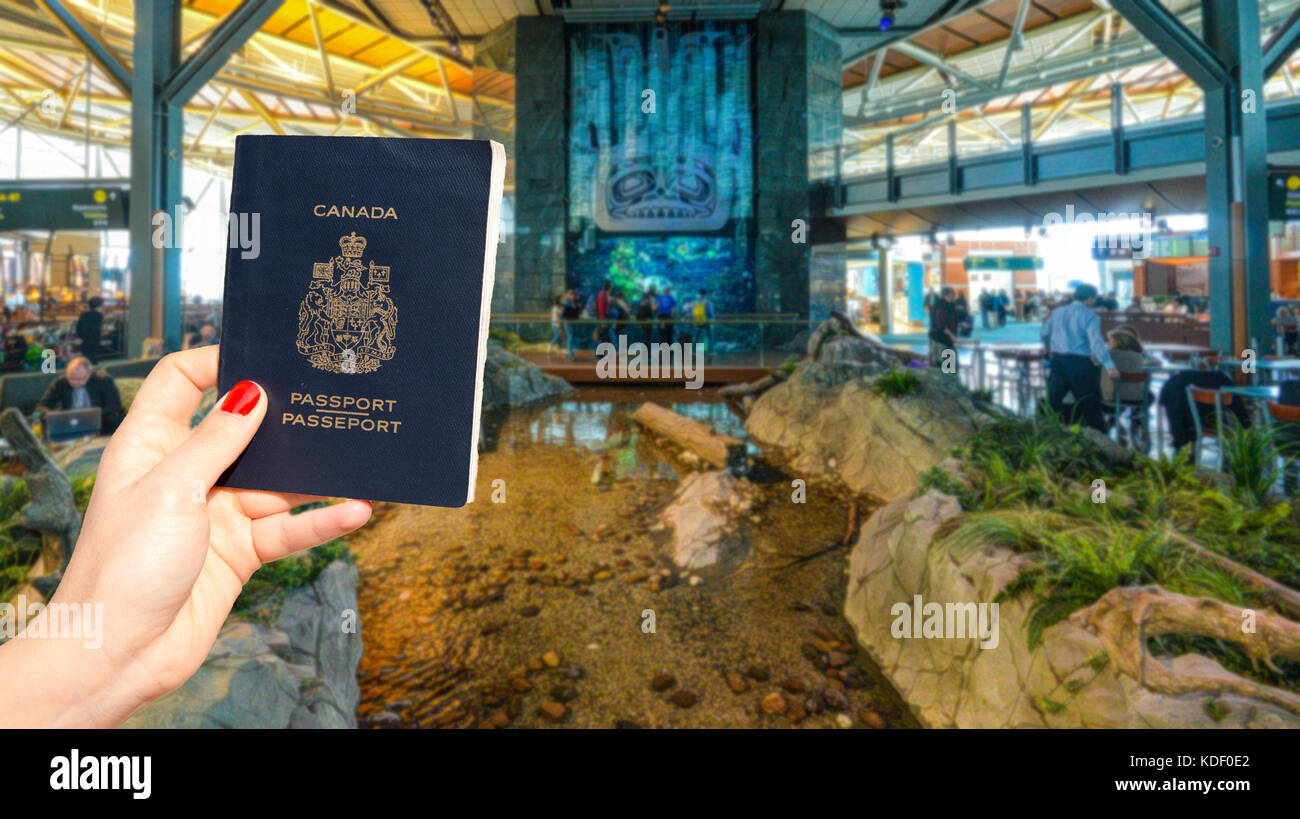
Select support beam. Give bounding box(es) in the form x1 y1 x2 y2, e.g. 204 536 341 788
33 0 131 96
1264 7 1300 79
129 0 184 356
163 0 284 105
997 0 1031 89
1201 0 1271 353
890 40 993 92
1108 0 1227 89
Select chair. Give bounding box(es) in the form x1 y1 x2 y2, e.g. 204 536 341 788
1186 386 1232 469
1265 401 1300 494
1109 371 1152 452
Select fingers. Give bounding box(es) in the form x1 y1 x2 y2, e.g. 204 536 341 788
250 499 372 564
149 380 267 492
118 347 219 435
233 490 327 519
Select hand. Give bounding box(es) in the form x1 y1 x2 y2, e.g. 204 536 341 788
0 346 372 727
1106 368 1120 380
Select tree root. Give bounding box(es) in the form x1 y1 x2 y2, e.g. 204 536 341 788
1073 585 1300 716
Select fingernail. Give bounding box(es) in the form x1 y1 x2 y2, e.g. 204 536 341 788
360 500 373 508
221 381 261 416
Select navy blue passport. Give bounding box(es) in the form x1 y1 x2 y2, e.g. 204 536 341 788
216 136 505 506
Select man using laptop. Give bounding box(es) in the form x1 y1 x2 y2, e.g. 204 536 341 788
36 356 125 435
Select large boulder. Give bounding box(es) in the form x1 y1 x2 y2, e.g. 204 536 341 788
126 561 362 729
746 361 988 503
480 340 572 412
655 469 755 569
844 490 1300 728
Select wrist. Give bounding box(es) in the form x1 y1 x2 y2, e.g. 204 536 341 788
0 597 151 728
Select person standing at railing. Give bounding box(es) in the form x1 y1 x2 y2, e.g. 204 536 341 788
561 289 581 361
656 287 677 344
928 286 959 369
595 281 612 345
1041 283 1118 433
685 289 715 357
636 287 657 344
549 294 565 356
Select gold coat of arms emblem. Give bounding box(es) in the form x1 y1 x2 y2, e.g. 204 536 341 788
296 232 397 373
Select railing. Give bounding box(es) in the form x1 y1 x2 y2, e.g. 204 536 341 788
488 314 816 368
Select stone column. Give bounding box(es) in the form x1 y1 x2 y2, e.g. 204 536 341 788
755 10 846 332
475 17 567 325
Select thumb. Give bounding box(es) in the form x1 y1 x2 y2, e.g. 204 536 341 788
151 380 267 493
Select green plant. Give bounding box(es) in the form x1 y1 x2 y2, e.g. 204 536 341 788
1221 420 1286 505
969 388 994 404
874 367 919 398
232 525 354 623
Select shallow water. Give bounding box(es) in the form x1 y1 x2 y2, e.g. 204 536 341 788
349 386 913 728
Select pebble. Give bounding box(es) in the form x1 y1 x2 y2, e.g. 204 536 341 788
550 685 579 703
787 703 807 724
542 651 561 667
670 691 698 708
800 642 820 662
539 702 567 722
688 575 703 586
725 672 749 694
526 658 545 672
760 693 788 715
859 710 886 729
827 651 852 668
745 665 771 682
780 678 805 694
518 605 541 617
650 673 678 692
510 677 533 693
835 713 853 729
823 688 849 711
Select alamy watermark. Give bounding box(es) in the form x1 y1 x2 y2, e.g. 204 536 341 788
1042 205 1153 259
0 595 103 649
891 594 999 649
595 334 705 389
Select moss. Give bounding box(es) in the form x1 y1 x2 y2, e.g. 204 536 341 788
874 367 920 398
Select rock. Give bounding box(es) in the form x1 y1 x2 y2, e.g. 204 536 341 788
745 665 771 682
780 678 805 694
845 489 1300 729
658 470 754 569
670 691 698 708
518 605 541 618
760 693 788 715
650 673 678 692
859 710 886 729
550 685 579 703
478 341 573 451
822 688 849 711
542 651 561 667
835 713 853 729
539 702 567 722
746 355 990 503
725 673 750 694
127 561 361 729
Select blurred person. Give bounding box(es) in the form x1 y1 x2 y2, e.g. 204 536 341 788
928 286 960 368
548 294 565 355
1041 283 1117 432
36 355 125 435
685 289 715 355
561 289 581 360
75 297 105 363
656 287 677 344
1273 306 1298 354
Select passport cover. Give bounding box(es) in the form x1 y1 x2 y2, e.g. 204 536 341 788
216 135 505 506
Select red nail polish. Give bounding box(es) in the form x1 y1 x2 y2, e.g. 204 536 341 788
221 381 260 416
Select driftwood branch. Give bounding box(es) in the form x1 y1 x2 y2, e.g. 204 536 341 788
718 368 788 398
632 402 742 469
1166 530 1300 621
1074 585 1300 716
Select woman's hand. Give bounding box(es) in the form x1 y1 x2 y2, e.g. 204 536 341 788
0 346 372 727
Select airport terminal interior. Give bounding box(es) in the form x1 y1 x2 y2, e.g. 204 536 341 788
1 0 1300 729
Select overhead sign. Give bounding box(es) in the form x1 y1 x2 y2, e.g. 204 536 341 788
0 183 128 231
963 255 1043 271
1270 169 1300 221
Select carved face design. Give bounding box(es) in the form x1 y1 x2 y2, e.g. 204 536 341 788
596 156 727 232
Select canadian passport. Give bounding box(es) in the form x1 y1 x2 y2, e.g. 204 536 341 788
216 135 505 506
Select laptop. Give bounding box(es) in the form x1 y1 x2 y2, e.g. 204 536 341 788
44 407 102 442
